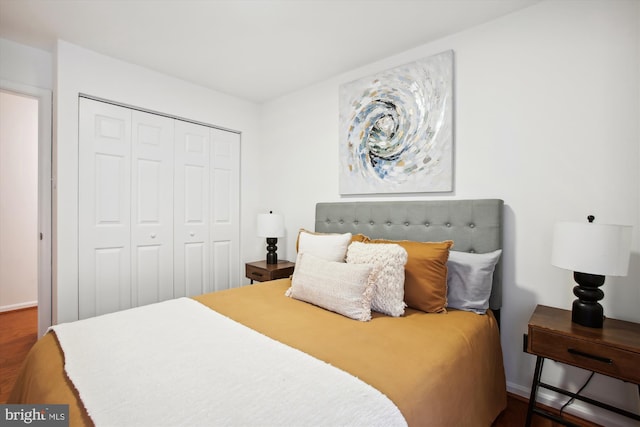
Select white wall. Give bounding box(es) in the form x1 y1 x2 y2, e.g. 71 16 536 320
0 90 39 311
259 1 640 425
54 40 263 324
0 38 53 89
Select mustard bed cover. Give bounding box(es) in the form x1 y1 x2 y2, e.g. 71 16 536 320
10 279 506 426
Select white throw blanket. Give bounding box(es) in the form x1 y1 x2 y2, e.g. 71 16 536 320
51 298 406 427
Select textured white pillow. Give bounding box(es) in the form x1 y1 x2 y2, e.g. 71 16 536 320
446 249 502 314
286 252 375 321
346 241 408 317
296 229 353 262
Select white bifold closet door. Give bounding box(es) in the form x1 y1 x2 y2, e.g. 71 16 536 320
173 120 210 298
209 128 240 294
78 98 239 320
131 110 175 308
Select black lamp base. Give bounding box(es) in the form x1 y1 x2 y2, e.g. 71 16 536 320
265 237 278 265
571 271 605 328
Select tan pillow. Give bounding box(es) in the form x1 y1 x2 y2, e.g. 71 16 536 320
286 252 375 321
367 239 453 313
350 233 369 243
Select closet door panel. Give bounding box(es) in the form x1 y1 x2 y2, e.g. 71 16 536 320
78 98 132 319
131 111 174 306
212 241 231 291
184 242 206 296
174 121 210 297
94 247 129 315
135 246 162 306
210 129 241 291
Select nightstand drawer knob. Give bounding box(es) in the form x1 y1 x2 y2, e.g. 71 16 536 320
568 348 613 365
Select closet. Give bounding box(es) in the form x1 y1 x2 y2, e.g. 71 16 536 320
78 97 240 320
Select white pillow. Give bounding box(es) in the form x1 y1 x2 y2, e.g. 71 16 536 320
296 229 352 262
286 252 375 321
446 249 502 314
346 241 408 317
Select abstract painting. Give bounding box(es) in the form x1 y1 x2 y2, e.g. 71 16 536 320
339 50 453 194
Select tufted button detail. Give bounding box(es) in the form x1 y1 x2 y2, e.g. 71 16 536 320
369 221 374 225
386 221 392 226
446 223 451 228
469 223 475 228
353 220 359 225
325 219 331 224
424 222 430 227
469 249 476 253
339 220 344 225
404 222 410 226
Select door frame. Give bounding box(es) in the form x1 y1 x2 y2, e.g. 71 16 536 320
1 79 53 337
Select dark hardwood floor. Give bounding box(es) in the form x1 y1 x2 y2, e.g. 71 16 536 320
0 306 37 402
493 392 602 427
0 307 601 425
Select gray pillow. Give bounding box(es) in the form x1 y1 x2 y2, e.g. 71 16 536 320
446 249 502 314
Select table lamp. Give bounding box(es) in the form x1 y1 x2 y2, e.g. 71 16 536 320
551 216 632 328
257 211 285 264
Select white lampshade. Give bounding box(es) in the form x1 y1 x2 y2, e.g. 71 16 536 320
551 221 632 276
257 212 285 238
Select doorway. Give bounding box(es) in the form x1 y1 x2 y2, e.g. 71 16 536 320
0 81 52 337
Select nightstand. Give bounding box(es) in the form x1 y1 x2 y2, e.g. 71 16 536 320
245 260 295 284
525 304 640 426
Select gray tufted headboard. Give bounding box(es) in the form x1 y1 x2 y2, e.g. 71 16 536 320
315 199 504 321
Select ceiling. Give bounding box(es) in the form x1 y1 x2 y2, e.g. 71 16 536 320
0 0 540 103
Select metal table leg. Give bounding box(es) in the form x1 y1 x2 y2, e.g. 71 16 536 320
525 356 545 427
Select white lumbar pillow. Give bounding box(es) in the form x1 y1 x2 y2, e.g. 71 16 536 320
286 252 375 321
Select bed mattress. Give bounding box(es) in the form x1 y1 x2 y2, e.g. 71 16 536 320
9 279 506 426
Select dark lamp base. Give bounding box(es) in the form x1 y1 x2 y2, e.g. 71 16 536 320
572 299 604 328
571 271 605 328
265 237 278 265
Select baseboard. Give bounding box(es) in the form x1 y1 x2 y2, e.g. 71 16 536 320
0 301 37 313
507 381 636 427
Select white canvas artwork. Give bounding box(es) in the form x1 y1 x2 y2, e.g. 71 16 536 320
339 50 454 194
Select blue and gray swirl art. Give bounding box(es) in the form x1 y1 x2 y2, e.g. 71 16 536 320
339 51 453 194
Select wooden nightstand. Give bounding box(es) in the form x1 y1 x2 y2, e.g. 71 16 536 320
245 260 295 284
525 304 640 426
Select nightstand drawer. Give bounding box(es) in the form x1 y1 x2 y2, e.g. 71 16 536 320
246 265 269 282
529 328 640 384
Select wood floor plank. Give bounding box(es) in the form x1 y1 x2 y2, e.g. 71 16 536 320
0 307 37 403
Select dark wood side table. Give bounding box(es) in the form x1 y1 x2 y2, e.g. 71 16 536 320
245 260 295 284
525 304 640 426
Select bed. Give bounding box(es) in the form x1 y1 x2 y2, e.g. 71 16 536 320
9 199 507 426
